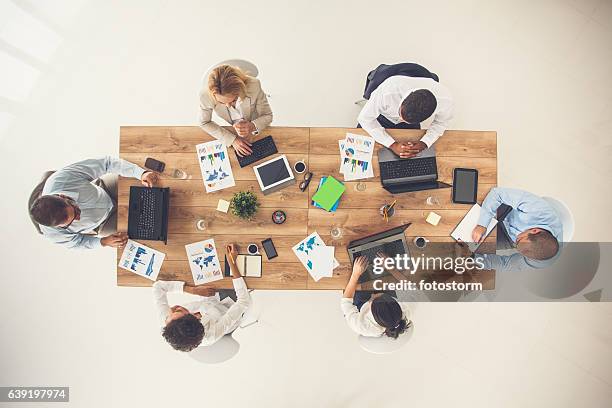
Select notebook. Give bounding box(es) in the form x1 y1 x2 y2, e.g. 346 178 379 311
223 254 262 277
311 176 346 211
312 177 341 212
450 204 497 252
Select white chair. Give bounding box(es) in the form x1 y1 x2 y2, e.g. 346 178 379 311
188 334 240 364
357 321 414 354
541 197 574 242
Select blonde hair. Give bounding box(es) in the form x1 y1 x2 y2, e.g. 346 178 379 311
208 65 250 100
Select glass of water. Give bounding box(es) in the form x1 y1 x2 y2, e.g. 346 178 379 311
196 219 207 231
171 168 188 179
330 226 343 240
426 195 440 206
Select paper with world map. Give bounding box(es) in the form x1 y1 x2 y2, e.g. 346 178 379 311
292 232 339 281
185 239 223 285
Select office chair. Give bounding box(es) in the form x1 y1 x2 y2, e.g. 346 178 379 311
541 197 574 242
188 334 240 364
357 321 414 354
354 62 439 105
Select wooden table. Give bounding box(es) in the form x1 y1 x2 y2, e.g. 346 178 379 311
117 126 497 290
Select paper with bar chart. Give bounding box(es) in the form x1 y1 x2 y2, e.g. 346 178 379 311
339 133 374 181
118 240 165 281
185 239 223 285
196 140 235 192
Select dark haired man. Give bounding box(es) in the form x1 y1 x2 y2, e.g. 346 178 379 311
29 156 157 249
358 76 453 158
471 187 563 271
154 244 251 352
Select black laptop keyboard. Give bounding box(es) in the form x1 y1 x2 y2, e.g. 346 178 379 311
380 156 437 180
354 239 405 261
236 135 278 167
136 188 159 239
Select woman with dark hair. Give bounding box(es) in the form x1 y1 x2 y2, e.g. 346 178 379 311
341 256 412 339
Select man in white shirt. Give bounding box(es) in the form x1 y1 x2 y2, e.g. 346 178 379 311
29 156 158 249
358 75 453 158
154 244 251 352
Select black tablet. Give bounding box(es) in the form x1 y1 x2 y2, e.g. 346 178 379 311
452 168 478 204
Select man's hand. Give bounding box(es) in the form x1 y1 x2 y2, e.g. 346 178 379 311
141 171 159 187
101 231 128 248
233 120 256 138
351 256 369 279
186 286 217 297
404 141 427 157
471 225 487 243
232 137 253 157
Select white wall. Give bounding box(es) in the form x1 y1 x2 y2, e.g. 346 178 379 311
0 0 611 407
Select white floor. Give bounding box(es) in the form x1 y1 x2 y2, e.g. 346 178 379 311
1 0 611 407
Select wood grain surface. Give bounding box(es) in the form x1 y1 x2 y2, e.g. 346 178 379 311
118 126 497 290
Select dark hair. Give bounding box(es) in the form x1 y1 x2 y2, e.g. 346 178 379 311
162 314 205 352
371 294 408 339
29 195 69 227
400 89 437 123
521 229 559 260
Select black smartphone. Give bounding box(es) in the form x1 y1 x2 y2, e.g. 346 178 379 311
452 168 478 204
261 238 278 260
145 157 165 173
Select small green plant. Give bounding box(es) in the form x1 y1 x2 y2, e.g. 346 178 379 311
230 190 260 220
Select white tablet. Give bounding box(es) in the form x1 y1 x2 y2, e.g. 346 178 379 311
253 155 295 192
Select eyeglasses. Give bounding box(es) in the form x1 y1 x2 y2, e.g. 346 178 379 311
299 172 313 192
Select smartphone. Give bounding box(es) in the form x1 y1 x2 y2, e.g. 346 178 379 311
145 157 165 173
452 168 478 204
261 238 278 260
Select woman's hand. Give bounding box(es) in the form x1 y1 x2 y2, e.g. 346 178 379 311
351 256 369 279
232 137 253 157
233 120 256 137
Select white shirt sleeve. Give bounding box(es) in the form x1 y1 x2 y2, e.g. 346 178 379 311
152 281 185 325
420 97 453 147
205 278 251 342
58 156 146 183
358 95 396 148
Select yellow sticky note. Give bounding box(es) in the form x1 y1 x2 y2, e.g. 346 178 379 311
426 211 441 226
217 199 230 213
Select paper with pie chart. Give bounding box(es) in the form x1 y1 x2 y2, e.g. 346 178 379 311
339 133 374 181
196 141 235 192
185 239 223 285
292 232 339 282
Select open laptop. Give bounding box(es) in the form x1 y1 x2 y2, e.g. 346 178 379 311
378 146 451 194
347 224 411 283
127 186 170 244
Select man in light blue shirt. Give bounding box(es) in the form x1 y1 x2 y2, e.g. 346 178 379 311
471 187 563 271
29 156 158 250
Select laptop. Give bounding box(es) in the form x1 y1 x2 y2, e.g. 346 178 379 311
347 224 411 283
127 186 170 244
378 146 451 194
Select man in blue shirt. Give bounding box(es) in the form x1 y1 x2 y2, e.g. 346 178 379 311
471 187 563 271
29 156 158 250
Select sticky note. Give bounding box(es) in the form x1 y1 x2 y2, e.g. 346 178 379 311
426 211 441 226
217 199 230 213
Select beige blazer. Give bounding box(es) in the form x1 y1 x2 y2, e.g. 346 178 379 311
198 77 273 146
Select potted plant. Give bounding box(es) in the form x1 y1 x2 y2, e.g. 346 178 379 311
230 190 260 220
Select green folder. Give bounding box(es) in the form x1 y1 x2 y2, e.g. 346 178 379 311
311 176 346 211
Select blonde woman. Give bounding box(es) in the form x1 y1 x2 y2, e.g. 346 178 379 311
198 64 273 156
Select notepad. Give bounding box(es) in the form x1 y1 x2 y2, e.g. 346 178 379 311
311 176 346 211
450 204 497 252
236 254 262 277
